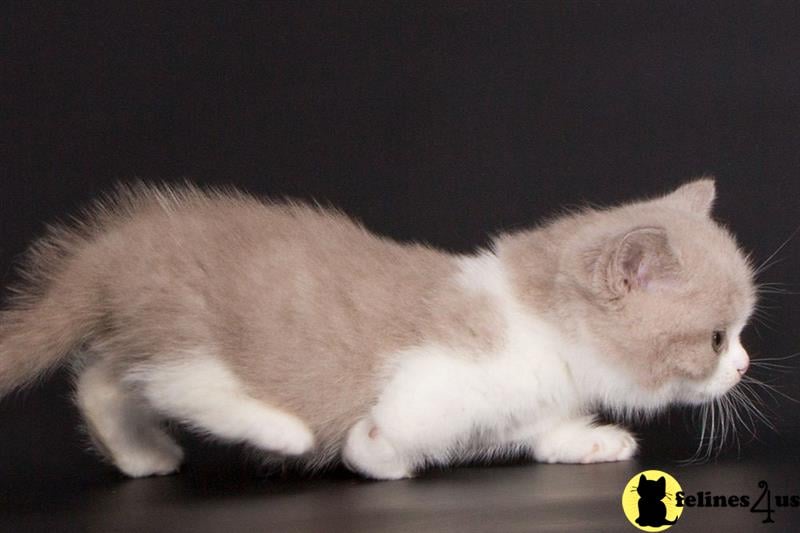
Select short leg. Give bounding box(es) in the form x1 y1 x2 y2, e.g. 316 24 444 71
76 361 184 478
342 354 505 479
133 355 314 456
521 416 638 464
341 393 478 480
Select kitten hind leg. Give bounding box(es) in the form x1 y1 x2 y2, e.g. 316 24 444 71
342 417 413 480
76 360 184 478
132 354 314 456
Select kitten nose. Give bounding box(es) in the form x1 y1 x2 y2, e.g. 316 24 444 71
731 341 749 376
736 354 749 375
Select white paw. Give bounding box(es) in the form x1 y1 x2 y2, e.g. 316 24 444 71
253 417 315 456
535 423 637 464
115 442 185 478
342 419 412 480
276 424 315 455
577 425 637 464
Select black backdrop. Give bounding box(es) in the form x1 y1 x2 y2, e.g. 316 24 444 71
1 3 800 532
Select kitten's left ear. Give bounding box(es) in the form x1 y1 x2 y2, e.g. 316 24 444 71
590 226 681 296
657 477 666 490
664 177 716 216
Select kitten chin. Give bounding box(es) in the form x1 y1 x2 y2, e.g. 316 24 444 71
0 178 756 478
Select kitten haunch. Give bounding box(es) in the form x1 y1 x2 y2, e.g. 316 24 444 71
0 179 755 478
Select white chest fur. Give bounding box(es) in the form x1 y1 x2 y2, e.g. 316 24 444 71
368 253 580 460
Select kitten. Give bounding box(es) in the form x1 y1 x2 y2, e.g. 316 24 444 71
0 178 755 479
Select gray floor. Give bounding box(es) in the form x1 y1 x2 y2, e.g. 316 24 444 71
4 451 800 532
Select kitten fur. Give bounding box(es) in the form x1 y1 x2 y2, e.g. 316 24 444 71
0 179 755 478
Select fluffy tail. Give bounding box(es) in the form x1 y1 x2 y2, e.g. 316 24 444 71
0 297 94 396
0 181 213 396
0 225 98 397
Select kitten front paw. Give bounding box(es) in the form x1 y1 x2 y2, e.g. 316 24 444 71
576 425 637 464
534 420 638 464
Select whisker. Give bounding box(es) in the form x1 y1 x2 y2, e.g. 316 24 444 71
749 361 794 372
742 375 799 403
752 305 780 317
730 386 773 443
749 317 778 334
753 302 781 311
730 388 761 441
756 289 800 296
717 397 727 457
753 224 800 277
737 383 778 430
723 394 740 455
684 379 782 465
756 281 798 293
707 399 717 461
727 389 756 441
752 352 800 363
754 256 787 278
682 404 709 465
756 281 793 288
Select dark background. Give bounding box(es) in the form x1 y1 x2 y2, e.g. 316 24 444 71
1 2 799 532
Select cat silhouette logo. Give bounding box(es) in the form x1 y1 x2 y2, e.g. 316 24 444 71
622 470 684 531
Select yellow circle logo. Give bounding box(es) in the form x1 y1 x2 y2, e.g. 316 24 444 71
622 470 683 531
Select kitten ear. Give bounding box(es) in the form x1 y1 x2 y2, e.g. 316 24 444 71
603 227 681 295
639 474 647 485
664 177 716 216
657 477 666 490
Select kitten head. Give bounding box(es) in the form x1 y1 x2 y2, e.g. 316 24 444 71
565 178 756 407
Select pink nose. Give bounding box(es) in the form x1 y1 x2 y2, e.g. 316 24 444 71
736 358 749 375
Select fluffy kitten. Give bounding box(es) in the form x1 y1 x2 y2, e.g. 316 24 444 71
0 178 755 479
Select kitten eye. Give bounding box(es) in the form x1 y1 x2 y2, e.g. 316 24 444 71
711 330 725 354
